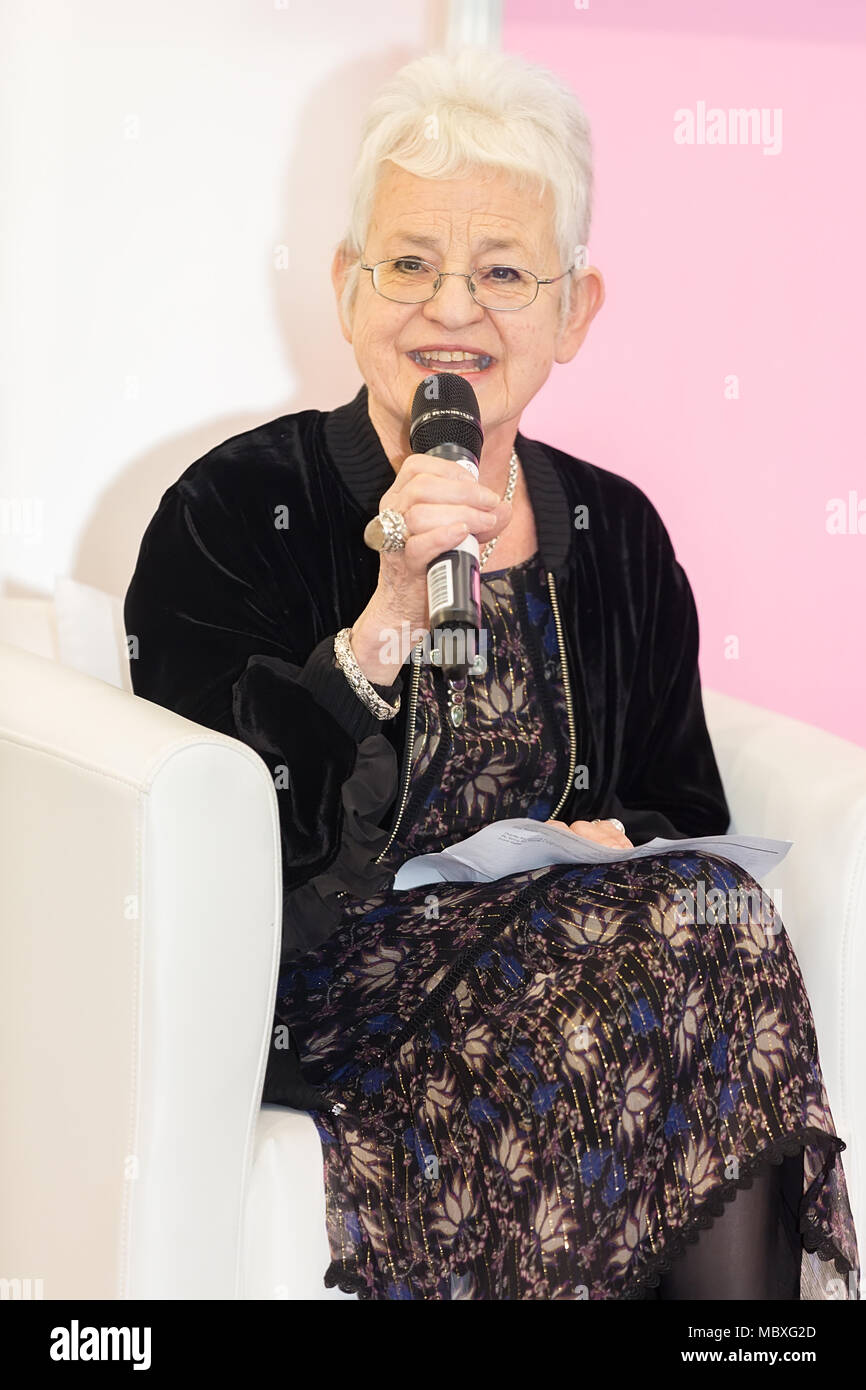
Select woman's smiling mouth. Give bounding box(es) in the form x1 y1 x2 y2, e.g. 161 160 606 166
407 347 495 374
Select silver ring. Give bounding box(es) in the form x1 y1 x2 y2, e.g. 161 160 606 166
592 817 626 835
363 508 409 553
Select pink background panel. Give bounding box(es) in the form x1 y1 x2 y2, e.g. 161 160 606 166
503 3 866 747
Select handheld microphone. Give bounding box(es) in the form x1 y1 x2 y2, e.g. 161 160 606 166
409 373 483 685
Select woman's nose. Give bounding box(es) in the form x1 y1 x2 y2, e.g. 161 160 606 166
422 272 485 327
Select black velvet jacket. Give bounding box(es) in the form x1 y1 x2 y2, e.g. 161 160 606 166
124 382 729 987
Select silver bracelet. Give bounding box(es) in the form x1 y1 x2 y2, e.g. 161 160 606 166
333 627 401 720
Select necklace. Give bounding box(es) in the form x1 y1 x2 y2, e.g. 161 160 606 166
446 446 520 729
479 446 520 567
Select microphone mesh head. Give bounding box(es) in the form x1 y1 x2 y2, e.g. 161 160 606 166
409 372 484 457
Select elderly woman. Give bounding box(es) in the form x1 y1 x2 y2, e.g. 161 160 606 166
124 49 858 1301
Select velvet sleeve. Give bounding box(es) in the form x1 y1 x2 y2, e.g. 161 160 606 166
603 507 730 845
123 478 403 962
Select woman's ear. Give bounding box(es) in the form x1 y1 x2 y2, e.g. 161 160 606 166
554 265 605 366
331 242 356 345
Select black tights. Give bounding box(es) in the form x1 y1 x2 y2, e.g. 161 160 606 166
644 1149 804 1300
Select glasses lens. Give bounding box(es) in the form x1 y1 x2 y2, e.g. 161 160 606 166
374 257 439 303
471 266 537 309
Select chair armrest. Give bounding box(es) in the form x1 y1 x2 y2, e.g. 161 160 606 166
0 641 282 1298
704 689 866 1249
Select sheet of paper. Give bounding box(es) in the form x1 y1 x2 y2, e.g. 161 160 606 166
391 817 792 890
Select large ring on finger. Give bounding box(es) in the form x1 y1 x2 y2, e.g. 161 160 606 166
363 508 409 553
592 817 626 835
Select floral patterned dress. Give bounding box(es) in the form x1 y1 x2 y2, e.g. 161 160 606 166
272 551 860 1301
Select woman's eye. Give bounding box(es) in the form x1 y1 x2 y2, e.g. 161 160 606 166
485 265 520 283
394 258 426 274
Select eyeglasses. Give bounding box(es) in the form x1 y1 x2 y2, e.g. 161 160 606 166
359 255 575 311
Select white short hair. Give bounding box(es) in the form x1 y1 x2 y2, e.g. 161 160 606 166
338 47 593 332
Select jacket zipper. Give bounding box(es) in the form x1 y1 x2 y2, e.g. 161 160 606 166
374 637 424 865
547 570 577 820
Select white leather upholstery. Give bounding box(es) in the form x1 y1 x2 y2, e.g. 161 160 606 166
0 593 862 1299
243 1105 353 1300
0 641 282 1297
702 689 866 1246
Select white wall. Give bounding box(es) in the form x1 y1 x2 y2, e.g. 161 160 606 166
0 0 433 599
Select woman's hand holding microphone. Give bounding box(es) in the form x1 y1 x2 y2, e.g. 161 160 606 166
349 453 513 685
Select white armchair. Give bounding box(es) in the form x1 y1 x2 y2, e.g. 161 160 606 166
0 589 863 1299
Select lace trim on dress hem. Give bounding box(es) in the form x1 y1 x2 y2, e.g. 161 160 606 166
619 1127 852 1301
320 1127 854 1302
323 1264 373 1298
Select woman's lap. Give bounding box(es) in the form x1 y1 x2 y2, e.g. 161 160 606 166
273 851 860 1299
